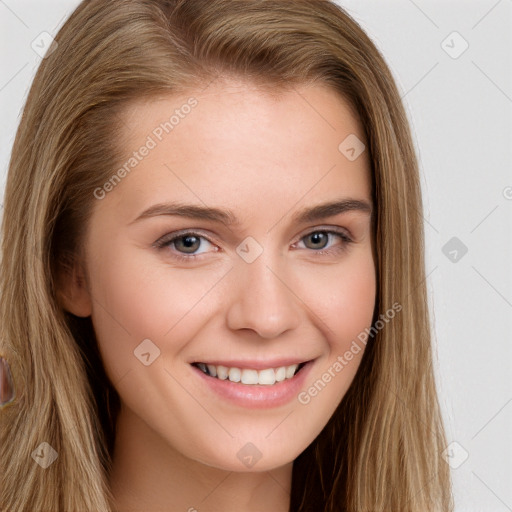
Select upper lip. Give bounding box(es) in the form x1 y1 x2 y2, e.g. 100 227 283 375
191 358 313 371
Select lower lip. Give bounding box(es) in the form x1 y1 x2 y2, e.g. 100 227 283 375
191 360 314 409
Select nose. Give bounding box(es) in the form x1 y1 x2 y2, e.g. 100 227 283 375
225 251 301 339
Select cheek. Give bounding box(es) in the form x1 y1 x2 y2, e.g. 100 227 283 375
333 262 376 344
295 250 376 396
87 248 229 379
299 250 376 348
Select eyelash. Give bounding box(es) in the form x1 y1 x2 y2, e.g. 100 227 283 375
153 228 353 263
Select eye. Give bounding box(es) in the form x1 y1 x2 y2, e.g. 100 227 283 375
294 229 353 255
153 231 217 260
153 227 353 262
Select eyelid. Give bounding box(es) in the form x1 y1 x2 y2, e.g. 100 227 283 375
297 224 352 241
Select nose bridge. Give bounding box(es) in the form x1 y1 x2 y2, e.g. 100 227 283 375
225 237 301 338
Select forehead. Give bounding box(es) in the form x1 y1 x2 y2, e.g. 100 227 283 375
101 79 371 224
121 78 365 150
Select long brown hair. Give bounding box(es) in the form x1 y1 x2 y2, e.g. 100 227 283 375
0 1 453 510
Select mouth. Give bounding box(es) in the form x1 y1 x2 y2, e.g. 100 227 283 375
191 361 308 386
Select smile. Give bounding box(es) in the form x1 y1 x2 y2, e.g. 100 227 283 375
192 362 306 385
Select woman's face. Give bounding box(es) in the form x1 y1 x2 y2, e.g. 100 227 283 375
67 78 376 472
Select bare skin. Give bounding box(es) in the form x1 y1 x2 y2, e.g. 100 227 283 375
60 78 376 512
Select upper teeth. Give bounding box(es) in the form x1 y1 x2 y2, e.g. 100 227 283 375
195 363 301 385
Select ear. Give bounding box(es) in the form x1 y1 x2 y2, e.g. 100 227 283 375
56 251 93 317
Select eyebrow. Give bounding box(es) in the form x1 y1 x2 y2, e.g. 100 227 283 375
130 198 372 226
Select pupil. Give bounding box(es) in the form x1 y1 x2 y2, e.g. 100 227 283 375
178 235 199 253
309 232 327 249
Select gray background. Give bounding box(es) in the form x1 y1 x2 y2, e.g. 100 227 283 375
1 1 511 510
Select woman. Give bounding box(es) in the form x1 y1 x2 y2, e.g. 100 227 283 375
0 0 453 510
